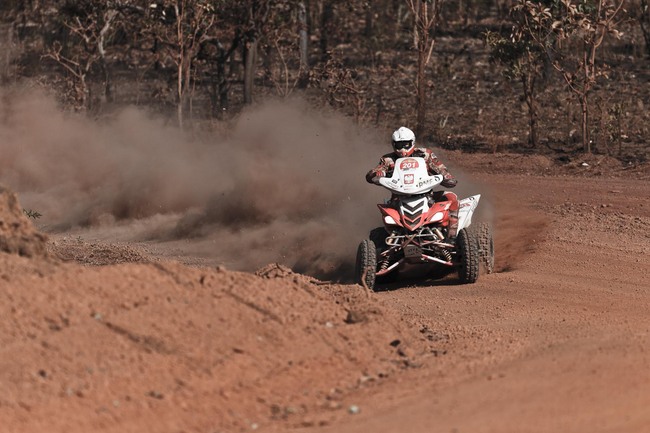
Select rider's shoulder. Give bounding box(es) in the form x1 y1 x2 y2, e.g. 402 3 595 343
381 152 397 161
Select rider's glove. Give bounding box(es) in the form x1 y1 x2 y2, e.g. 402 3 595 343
371 176 382 185
441 178 457 188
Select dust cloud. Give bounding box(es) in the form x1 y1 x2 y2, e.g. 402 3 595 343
0 88 393 279
1 87 507 279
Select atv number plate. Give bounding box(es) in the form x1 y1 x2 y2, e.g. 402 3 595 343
403 244 422 258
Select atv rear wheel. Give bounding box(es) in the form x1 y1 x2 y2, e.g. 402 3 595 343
355 239 377 291
475 222 495 274
456 228 479 284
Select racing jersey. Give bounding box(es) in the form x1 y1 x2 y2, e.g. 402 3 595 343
365 147 457 188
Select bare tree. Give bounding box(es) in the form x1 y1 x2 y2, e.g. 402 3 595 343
97 9 117 103
638 0 650 56
319 1 335 60
513 0 625 153
298 0 309 85
310 55 375 124
486 28 546 147
242 0 272 105
0 23 18 84
146 0 217 128
206 35 240 119
43 2 121 111
406 0 444 138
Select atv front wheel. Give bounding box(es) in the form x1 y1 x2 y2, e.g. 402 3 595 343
355 239 377 291
475 222 495 274
456 228 479 284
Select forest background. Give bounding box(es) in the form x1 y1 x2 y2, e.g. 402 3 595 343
0 0 648 164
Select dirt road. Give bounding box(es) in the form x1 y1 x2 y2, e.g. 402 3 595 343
1 155 648 433
294 173 650 433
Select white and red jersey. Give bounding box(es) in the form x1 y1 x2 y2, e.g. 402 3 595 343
366 147 457 188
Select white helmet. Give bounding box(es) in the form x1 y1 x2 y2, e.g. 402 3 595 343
391 126 416 157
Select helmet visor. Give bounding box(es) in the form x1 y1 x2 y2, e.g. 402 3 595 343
393 140 413 150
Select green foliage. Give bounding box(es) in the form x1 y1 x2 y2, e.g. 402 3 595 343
485 30 544 81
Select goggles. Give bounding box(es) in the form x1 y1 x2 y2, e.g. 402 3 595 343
393 140 413 150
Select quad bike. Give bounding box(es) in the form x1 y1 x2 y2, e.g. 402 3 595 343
355 157 494 291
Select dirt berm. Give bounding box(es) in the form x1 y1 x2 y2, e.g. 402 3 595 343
0 184 433 432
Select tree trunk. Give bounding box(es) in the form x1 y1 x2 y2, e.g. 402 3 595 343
581 39 594 153
415 1 428 137
364 2 373 37
183 55 192 125
581 94 590 153
391 3 402 45
416 41 427 137
298 1 309 88
244 38 258 104
176 2 185 129
410 0 442 137
98 58 112 105
98 10 116 104
78 73 89 112
640 0 650 56
177 61 184 129
320 2 333 60
298 1 309 71
0 24 13 84
176 52 193 129
522 74 538 147
212 50 228 119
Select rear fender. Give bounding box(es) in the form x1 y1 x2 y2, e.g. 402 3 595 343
458 194 481 231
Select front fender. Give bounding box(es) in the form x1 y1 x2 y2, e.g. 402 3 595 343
378 205 403 228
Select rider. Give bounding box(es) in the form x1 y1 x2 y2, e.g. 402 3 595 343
365 126 460 241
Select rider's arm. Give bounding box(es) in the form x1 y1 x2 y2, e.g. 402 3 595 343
425 149 457 188
366 167 385 184
366 156 394 184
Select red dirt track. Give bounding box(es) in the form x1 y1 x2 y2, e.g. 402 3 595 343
1 153 649 433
